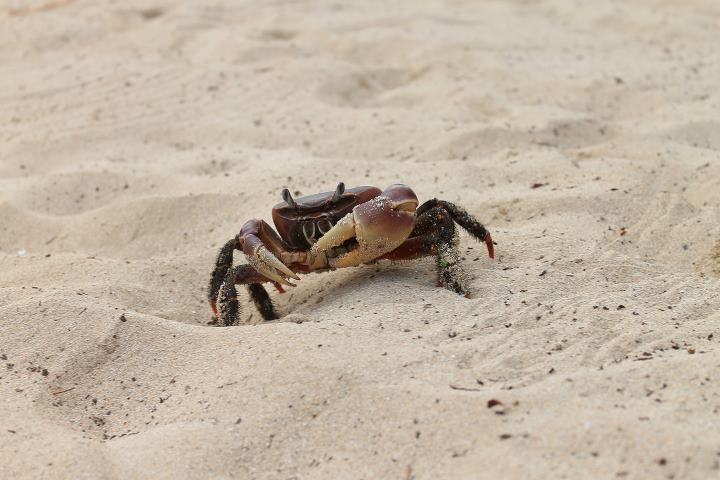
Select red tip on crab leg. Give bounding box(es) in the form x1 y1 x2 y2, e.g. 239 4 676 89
209 299 219 318
485 232 495 259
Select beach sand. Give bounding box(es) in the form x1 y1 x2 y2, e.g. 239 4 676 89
2 1 720 478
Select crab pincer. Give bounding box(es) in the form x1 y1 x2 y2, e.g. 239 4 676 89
236 219 300 287
246 244 299 287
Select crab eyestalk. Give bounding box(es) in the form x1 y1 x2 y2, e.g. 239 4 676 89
282 188 297 209
331 182 345 203
311 184 419 268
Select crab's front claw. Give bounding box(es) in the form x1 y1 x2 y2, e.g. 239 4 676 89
312 184 419 268
249 245 300 286
309 212 357 263
239 228 300 287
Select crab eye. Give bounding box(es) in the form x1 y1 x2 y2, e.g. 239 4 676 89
282 188 297 209
331 182 345 203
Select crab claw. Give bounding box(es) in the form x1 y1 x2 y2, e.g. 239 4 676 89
310 212 356 261
248 245 300 287
311 184 419 268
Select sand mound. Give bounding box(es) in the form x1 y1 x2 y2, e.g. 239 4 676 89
2 1 720 479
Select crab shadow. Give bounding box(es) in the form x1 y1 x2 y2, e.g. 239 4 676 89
251 259 438 324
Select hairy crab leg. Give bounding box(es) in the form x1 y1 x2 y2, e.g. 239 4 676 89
209 264 267 318
208 238 239 314
380 201 494 295
415 199 494 259
217 264 280 326
381 207 466 294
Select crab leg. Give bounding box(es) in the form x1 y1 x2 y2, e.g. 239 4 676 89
415 199 494 259
208 238 239 313
380 200 494 295
380 205 467 294
216 264 280 326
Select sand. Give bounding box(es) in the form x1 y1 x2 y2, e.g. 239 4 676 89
2 0 720 478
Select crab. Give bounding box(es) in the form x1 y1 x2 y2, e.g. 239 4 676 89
208 183 495 326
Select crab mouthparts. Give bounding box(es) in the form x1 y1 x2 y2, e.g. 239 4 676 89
309 212 357 265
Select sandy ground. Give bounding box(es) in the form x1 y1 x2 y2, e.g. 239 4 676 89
2 0 720 479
